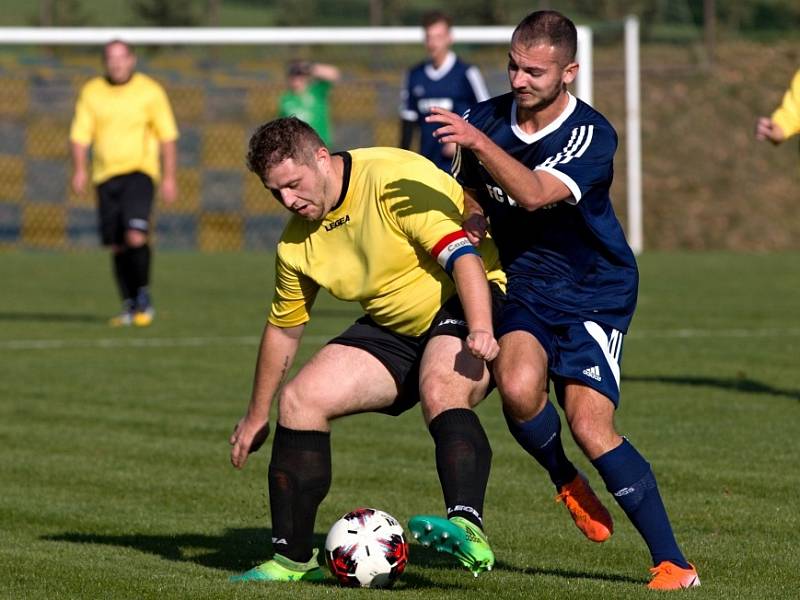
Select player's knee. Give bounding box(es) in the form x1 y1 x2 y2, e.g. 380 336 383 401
125 229 147 247
419 374 467 416
277 382 317 422
495 366 544 409
567 412 617 458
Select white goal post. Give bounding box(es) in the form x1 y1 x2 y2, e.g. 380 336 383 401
0 22 642 253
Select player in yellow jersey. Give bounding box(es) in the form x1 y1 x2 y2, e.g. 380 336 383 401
756 68 800 147
228 117 506 582
70 40 179 327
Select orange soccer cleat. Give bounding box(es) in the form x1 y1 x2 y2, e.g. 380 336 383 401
647 561 700 590
555 472 614 543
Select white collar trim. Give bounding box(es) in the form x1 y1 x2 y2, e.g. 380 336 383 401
424 52 456 81
511 92 577 143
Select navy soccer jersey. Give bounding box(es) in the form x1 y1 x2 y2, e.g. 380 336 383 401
453 92 638 332
400 52 489 171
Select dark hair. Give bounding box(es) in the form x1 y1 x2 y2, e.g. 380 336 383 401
421 10 452 30
246 117 325 182
103 39 134 58
512 10 577 63
287 59 311 77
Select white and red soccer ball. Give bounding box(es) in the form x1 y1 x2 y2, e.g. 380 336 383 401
325 508 409 588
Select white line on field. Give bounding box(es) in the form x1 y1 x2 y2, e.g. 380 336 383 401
0 328 799 350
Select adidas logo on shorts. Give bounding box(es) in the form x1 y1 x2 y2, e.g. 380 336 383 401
582 365 602 381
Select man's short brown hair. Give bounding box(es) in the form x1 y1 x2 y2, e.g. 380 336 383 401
512 10 578 64
421 10 452 30
246 117 325 183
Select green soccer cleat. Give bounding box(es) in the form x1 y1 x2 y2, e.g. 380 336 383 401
408 515 494 576
229 549 325 583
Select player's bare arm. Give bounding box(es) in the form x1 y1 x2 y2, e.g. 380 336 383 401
427 106 572 210
450 253 499 361
70 141 89 195
462 188 487 246
230 322 304 469
159 140 178 203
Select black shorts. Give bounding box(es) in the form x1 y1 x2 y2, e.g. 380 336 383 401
96 171 155 246
328 284 505 416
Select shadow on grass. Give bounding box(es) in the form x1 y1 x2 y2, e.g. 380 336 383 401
624 373 800 401
493 559 642 585
0 311 104 323
42 528 462 590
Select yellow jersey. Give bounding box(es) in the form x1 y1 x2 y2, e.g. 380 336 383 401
70 73 178 184
269 148 506 337
772 69 800 141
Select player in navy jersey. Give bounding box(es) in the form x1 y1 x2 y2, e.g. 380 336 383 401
426 10 699 591
399 11 489 172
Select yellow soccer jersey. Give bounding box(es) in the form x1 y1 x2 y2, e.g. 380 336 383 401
772 69 800 141
70 73 178 184
269 148 506 337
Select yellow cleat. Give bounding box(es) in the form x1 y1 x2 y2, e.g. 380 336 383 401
133 307 155 327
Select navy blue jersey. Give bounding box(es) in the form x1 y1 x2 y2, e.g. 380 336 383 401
453 92 638 332
400 52 489 171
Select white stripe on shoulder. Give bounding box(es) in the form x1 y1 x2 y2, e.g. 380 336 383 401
451 144 462 178
540 126 583 169
465 66 490 102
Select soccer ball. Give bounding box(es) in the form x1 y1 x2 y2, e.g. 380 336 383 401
324 508 409 588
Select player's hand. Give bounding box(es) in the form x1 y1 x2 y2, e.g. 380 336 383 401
755 117 785 144
466 329 499 362
160 175 178 204
463 213 487 246
229 416 270 470
426 106 486 151
71 169 88 196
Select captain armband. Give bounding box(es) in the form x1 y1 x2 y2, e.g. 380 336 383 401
431 230 481 275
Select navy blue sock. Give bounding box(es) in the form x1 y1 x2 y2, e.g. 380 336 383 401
592 438 689 568
505 401 577 488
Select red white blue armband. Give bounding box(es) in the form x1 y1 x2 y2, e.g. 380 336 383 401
431 230 480 274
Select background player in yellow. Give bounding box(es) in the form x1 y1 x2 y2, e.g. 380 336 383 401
228 116 505 582
756 68 800 147
70 40 179 327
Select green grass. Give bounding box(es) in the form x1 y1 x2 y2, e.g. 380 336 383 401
1 250 798 599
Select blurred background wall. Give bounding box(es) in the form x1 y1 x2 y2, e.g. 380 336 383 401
0 0 797 251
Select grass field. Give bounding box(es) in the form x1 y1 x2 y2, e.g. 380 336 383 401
1 250 798 599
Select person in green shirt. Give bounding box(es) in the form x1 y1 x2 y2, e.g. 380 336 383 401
278 60 340 146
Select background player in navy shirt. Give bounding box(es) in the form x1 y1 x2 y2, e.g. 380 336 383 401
399 10 489 172
428 10 700 591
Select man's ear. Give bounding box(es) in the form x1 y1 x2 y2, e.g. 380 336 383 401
562 62 579 86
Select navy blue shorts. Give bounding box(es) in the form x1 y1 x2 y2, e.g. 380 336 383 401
497 298 626 406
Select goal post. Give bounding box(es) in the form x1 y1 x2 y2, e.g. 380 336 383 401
0 23 643 252
0 25 593 104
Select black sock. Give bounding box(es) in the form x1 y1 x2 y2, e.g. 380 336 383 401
429 408 492 529
127 243 151 292
112 251 133 306
268 424 332 563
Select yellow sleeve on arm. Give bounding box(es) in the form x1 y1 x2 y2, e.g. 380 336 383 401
150 84 179 142
69 87 94 145
384 173 470 259
772 70 800 140
268 251 320 328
